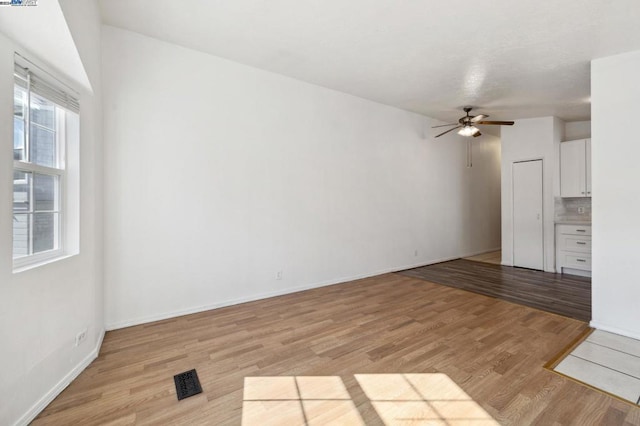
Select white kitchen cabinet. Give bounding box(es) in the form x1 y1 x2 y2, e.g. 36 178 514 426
560 139 591 198
585 138 591 196
556 224 591 276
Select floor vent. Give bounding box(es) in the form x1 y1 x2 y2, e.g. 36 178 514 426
174 369 203 400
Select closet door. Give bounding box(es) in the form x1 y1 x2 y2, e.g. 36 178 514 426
513 160 544 270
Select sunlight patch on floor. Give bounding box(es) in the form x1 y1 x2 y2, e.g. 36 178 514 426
242 373 498 425
242 376 362 425
356 374 498 425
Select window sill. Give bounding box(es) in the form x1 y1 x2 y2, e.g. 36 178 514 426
13 252 77 274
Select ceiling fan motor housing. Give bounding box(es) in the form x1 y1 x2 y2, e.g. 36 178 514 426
460 107 476 125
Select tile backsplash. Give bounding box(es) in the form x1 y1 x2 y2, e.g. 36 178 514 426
555 197 591 222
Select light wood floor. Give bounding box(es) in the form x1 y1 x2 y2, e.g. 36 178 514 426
464 250 502 265
35 274 640 425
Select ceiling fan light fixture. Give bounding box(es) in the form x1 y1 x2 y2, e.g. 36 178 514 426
458 125 480 137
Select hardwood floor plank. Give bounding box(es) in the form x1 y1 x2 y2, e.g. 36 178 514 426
400 259 591 321
34 273 636 425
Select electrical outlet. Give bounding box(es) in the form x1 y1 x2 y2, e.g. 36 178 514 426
75 328 88 347
578 207 585 214
276 271 283 280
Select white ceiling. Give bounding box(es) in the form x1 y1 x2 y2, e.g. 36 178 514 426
99 0 640 123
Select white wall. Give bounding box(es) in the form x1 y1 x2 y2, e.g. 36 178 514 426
0 2 103 425
501 117 563 272
102 26 501 329
591 49 640 339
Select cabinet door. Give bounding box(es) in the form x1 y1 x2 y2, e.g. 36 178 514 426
560 140 586 197
585 138 591 197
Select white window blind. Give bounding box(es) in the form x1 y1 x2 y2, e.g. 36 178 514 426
14 63 80 113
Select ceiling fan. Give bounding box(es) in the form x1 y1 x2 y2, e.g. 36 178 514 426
433 107 514 138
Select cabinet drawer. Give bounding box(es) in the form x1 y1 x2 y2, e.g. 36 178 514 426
558 225 591 236
560 253 592 270
559 235 591 252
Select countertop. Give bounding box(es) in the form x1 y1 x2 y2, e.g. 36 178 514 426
555 220 592 226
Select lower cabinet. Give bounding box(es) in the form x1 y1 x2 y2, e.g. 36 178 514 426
556 224 591 276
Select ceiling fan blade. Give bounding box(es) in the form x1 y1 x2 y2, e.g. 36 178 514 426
477 120 515 126
473 131 482 137
431 123 459 128
470 114 488 123
435 125 462 138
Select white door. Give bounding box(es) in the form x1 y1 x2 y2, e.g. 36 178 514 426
513 160 544 270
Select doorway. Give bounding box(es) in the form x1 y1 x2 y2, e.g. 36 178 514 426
512 160 543 270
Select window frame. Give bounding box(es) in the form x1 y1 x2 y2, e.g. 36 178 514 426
12 69 69 270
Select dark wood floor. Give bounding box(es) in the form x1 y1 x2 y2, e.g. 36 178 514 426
400 259 591 321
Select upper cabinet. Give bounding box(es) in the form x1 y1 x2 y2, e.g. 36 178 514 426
561 138 591 198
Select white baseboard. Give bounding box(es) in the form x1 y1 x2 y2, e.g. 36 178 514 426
500 257 556 273
589 321 640 341
14 328 105 426
106 249 500 331
560 267 591 278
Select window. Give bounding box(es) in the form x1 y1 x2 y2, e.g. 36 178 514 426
12 58 79 269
